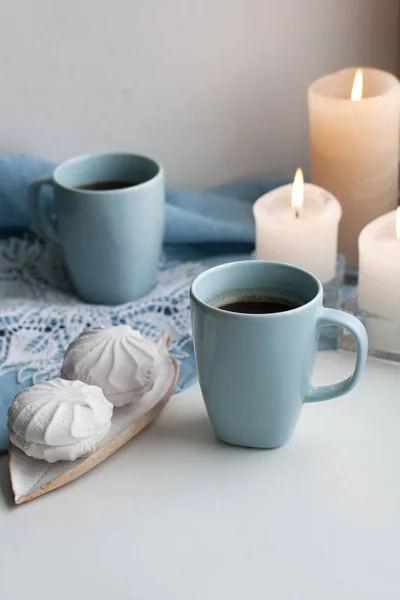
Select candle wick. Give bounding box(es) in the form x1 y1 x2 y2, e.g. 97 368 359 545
295 209 299 219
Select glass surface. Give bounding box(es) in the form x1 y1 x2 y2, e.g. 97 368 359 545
338 287 400 363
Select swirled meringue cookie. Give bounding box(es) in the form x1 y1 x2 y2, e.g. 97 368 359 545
8 379 113 462
62 326 166 407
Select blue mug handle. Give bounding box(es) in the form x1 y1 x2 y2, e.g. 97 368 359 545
28 174 60 244
305 307 368 403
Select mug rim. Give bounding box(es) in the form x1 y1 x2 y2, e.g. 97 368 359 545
53 152 163 194
190 260 323 319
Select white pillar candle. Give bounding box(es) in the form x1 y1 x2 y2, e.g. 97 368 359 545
253 169 342 283
358 208 400 320
308 67 400 269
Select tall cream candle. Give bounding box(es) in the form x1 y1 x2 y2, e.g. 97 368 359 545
308 67 400 268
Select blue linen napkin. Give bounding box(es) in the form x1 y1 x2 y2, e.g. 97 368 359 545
0 154 286 243
0 154 293 452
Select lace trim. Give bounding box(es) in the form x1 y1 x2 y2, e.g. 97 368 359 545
0 236 205 384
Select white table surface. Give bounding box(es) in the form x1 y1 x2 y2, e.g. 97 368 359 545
1 351 400 600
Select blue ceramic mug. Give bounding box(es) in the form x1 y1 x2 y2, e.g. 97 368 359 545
29 153 164 304
190 260 368 448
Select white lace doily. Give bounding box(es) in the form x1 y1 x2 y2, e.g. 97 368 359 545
0 236 207 385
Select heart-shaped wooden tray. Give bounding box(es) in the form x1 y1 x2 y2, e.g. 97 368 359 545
8 332 179 505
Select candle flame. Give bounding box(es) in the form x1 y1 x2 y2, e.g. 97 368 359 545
291 168 304 219
396 207 400 240
351 68 363 101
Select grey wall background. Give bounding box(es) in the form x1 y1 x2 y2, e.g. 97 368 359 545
0 0 398 186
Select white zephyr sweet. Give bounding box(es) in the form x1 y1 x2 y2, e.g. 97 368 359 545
8 379 113 463
62 326 167 407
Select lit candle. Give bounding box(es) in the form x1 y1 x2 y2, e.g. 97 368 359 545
253 169 342 283
358 208 400 320
308 67 400 268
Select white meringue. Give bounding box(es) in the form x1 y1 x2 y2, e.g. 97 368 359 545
62 326 166 407
8 379 113 462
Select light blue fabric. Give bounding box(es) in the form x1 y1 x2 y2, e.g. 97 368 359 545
0 154 285 244
0 154 335 453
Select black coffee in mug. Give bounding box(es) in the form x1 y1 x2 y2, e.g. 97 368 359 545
77 180 138 191
217 295 300 314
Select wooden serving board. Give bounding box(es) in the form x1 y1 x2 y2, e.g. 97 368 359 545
8 333 179 505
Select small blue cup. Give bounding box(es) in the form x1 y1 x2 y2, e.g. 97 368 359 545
29 153 164 304
190 260 368 448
